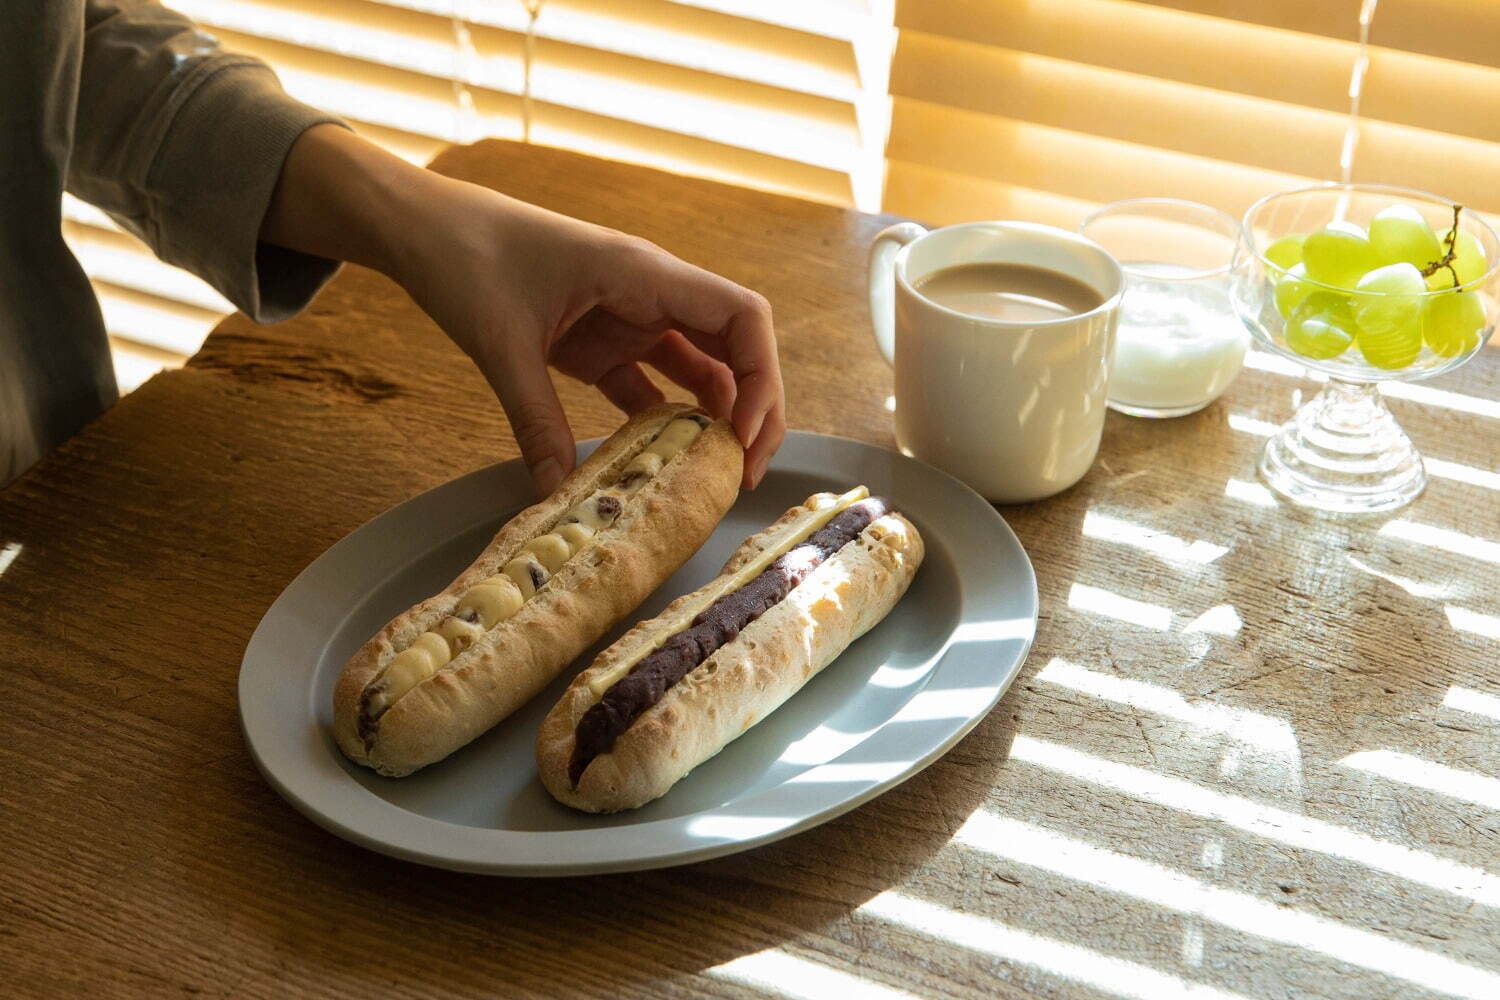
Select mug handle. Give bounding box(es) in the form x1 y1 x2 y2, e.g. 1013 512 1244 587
867 222 928 365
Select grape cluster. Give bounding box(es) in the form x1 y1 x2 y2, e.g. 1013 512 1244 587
1268 205 1489 369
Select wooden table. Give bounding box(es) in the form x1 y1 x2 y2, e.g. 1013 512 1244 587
5 140 1500 1000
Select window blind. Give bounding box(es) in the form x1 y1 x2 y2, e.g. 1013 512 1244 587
66 0 896 390
885 0 1500 230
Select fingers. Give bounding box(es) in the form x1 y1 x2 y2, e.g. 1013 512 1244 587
644 331 736 420
741 392 785 489
679 327 730 364
479 342 576 496
553 310 736 420
549 307 667 386
595 362 665 414
719 297 782 483
597 240 785 484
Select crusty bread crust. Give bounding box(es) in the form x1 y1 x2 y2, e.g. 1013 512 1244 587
333 402 742 776
536 505 924 812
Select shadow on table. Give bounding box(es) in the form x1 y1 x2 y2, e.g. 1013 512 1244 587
198 715 1015 995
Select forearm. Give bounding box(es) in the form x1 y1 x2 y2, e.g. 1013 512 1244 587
72 2 343 320
259 124 449 280
259 125 784 488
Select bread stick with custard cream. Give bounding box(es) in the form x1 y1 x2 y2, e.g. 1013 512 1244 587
537 487 923 812
333 403 741 776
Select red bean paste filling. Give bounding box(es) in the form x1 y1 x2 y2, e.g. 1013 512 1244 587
568 497 891 785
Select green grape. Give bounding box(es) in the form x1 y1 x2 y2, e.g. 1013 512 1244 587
1369 205 1441 267
1354 263 1425 369
1286 292 1355 359
1274 263 1317 317
1302 226 1381 289
1357 318 1423 369
1453 230 1487 284
1423 291 1487 356
1423 229 1489 289
1354 262 1425 336
1265 234 1305 270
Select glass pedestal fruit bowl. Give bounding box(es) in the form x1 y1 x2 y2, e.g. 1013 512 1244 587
1232 183 1500 513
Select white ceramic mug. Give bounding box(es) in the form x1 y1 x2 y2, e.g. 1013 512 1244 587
868 221 1124 503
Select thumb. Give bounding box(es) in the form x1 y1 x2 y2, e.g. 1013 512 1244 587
483 346 575 496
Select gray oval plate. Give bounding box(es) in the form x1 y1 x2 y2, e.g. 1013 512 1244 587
239 431 1037 875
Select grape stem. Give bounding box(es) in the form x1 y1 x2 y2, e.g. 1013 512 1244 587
1419 203 1463 287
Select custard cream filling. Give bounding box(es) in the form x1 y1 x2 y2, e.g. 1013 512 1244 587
362 416 706 718
583 486 871 699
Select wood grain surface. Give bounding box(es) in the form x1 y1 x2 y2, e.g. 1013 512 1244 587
4 139 1500 1000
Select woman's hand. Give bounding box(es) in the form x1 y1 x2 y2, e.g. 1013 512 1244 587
262 125 785 493
390 181 784 493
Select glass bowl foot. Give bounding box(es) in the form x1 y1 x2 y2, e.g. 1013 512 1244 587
1259 378 1426 514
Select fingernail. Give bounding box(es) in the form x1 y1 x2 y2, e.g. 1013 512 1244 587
531 456 563 495
738 410 766 450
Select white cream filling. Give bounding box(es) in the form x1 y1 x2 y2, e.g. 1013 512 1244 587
362 416 707 718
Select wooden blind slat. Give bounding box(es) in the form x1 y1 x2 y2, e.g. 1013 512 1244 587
535 102 852 204
541 0 863 101
896 0 1357 112
64 223 232 315
891 33 1348 181
109 336 184 393
96 286 223 359
1136 0 1500 69
1361 46 1500 146
666 0 884 42
888 98 1312 221
883 160 1098 230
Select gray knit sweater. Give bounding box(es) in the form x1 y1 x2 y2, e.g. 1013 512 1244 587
2 1 344 484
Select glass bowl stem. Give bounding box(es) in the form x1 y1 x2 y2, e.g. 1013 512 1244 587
1259 378 1426 513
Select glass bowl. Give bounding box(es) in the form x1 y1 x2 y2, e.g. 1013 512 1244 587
1232 183 1500 513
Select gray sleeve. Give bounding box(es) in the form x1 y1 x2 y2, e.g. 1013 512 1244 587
69 1 349 322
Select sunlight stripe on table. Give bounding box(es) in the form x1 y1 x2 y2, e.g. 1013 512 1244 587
1225 412 1280 437
949 810 1500 999
1067 583 1174 630
1224 478 1277 507
1426 458 1500 492
1182 604 1243 637
1341 751 1500 813
0 542 21 578
1347 555 1455 600
1444 685 1500 723
1380 520 1500 565
1447 606 1500 641
859 891 1253 1000
1035 659 1295 757
1082 510 1231 567
708 948 920 1000
1382 380 1500 421
1008 736 1500 907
